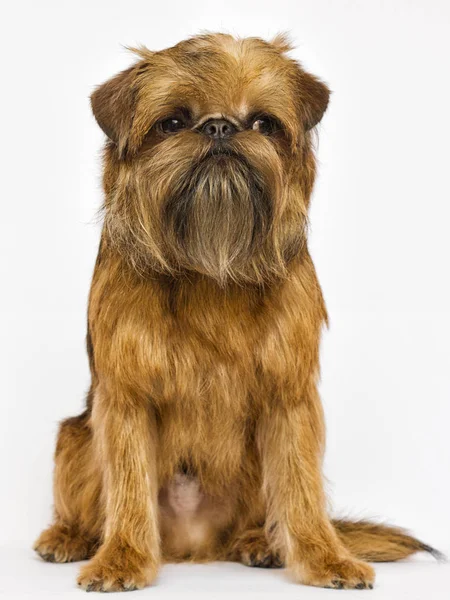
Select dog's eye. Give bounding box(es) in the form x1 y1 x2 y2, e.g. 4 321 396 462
251 115 279 135
160 117 187 134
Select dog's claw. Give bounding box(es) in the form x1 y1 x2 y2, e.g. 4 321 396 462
41 553 55 562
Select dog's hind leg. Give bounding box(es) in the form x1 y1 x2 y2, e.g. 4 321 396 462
227 525 283 568
34 407 102 563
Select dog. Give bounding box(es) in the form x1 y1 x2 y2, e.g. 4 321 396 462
34 33 439 592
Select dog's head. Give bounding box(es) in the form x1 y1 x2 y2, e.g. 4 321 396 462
92 33 329 284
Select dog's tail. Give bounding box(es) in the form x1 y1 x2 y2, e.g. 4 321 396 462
333 519 445 562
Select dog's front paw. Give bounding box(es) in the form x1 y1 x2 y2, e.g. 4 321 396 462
77 544 158 592
292 556 375 590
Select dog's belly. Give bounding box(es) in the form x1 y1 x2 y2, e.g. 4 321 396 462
158 472 235 560
154 377 257 558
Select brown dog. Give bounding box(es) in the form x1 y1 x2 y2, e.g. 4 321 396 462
34 33 439 592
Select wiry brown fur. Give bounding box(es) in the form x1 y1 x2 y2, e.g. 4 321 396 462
34 33 440 592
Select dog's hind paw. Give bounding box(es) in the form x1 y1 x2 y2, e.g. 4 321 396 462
34 524 97 563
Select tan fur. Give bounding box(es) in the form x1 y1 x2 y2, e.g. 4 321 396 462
34 33 440 592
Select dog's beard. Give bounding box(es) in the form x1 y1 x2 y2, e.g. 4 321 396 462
104 136 306 284
162 153 273 283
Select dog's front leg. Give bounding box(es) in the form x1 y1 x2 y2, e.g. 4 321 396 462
77 384 160 592
258 383 375 590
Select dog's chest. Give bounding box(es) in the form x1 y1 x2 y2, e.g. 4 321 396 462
153 304 259 452
91 265 307 407
140 281 267 402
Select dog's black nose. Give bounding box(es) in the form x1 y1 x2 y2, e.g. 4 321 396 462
200 119 237 139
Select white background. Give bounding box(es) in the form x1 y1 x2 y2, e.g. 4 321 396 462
1 0 449 598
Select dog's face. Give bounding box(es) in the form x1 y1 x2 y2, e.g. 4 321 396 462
92 33 329 284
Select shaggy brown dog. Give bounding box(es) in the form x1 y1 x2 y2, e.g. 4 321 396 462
34 33 439 592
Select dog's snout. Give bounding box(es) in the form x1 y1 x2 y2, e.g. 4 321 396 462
200 119 237 139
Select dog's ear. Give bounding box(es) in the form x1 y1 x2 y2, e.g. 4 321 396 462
90 65 140 158
295 67 330 131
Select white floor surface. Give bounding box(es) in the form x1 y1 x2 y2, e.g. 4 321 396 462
0 546 448 599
